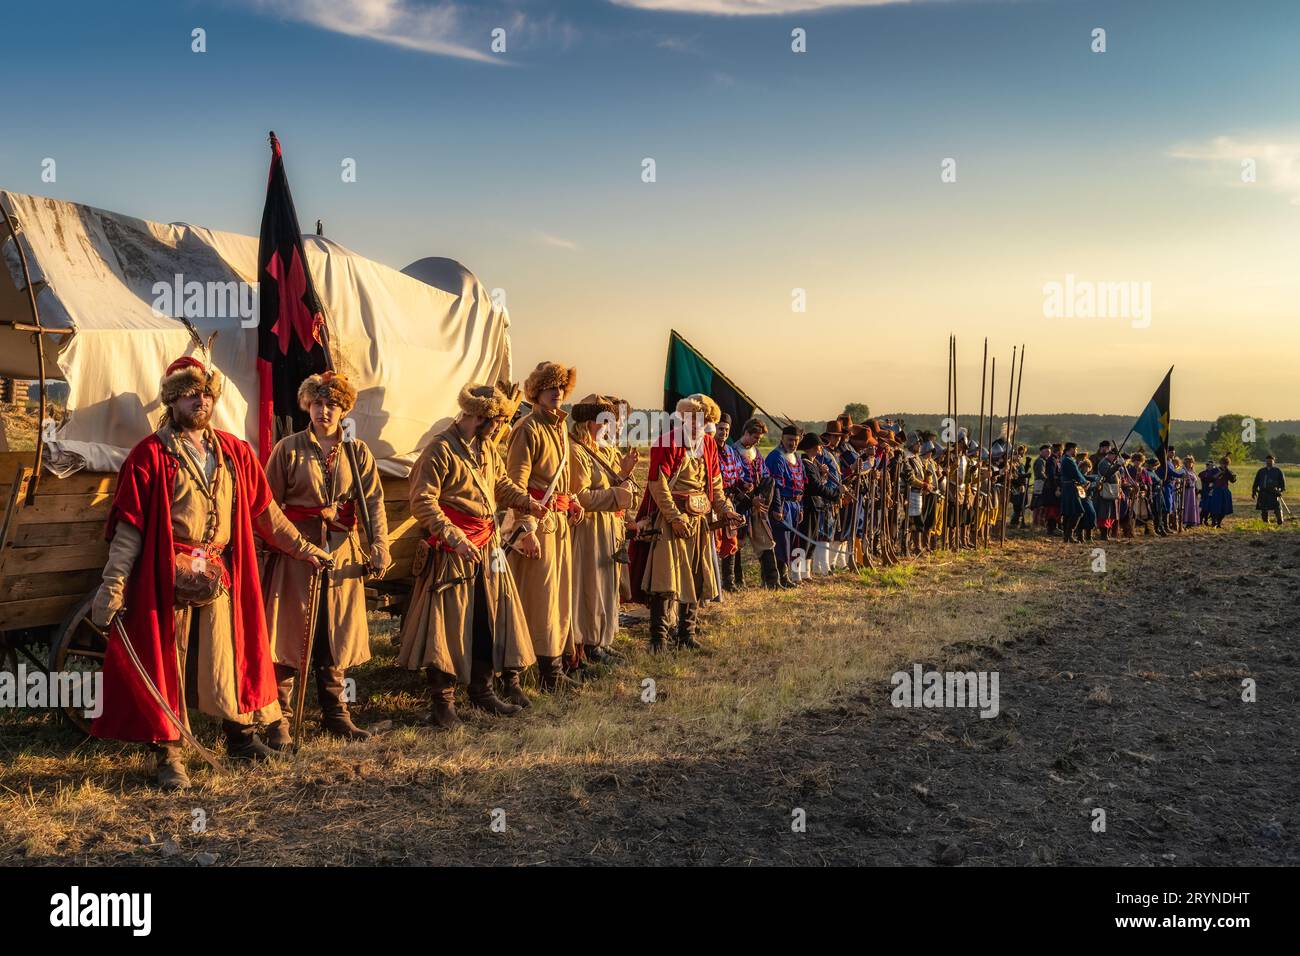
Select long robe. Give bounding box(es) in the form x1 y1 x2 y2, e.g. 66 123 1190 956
92 424 314 742
569 431 633 650
637 436 730 603
397 426 537 682
504 406 578 660
262 429 390 671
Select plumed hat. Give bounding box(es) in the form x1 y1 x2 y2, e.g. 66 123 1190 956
160 355 223 406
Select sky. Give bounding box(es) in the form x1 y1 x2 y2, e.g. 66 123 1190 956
2 0 1298 421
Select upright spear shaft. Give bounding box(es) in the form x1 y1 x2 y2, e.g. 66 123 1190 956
1009 345 1025 536
985 356 995 547
1000 345 1017 545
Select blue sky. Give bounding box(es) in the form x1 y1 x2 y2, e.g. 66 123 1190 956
3 0 1298 418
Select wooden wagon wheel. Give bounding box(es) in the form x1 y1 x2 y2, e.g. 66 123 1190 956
47 591 107 736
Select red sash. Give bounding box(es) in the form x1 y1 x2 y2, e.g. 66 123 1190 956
282 500 356 532
529 486 571 512
428 504 496 552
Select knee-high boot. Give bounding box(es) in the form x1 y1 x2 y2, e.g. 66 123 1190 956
426 667 460 730
675 602 701 650
759 549 780 590
267 663 296 751
649 594 671 653
469 659 522 715
317 665 371 740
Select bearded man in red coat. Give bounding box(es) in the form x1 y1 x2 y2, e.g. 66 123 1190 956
90 356 329 790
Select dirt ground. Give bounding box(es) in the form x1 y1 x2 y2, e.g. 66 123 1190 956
405 524 1299 866
3 518 1296 866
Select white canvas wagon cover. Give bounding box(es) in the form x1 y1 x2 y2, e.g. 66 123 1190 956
0 189 512 474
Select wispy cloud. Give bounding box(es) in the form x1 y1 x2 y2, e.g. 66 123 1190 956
656 34 701 53
1170 135 1300 205
611 0 912 15
247 0 577 63
536 231 579 250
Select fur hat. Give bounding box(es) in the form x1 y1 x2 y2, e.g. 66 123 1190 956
523 361 578 402
297 370 357 413
160 356 223 406
676 393 721 424
457 382 510 419
572 393 616 424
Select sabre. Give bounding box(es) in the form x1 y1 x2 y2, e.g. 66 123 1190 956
292 561 328 752
110 618 222 772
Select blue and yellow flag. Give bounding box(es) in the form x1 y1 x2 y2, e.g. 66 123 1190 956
1130 366 1173 457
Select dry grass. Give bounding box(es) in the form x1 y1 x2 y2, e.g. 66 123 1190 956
0 528 1109 865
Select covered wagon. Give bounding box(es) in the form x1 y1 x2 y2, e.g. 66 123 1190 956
0 188 514 729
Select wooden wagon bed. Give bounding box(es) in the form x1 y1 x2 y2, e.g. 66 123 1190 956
0 450 421 637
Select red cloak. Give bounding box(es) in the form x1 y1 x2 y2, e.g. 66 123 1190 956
93 430 284 742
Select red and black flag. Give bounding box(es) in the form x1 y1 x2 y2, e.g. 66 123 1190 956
256 131 328 464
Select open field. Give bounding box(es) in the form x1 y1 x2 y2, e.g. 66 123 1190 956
2 519 1295 866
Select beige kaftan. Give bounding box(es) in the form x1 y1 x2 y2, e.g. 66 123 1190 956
504 406 578 660
397 426 537 683
262 429 390 672
569 431 633 650
641 454 729 604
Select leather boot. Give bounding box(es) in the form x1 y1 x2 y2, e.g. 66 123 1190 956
675 602 701 650
266 665 295 752
648 594 671 653
759 550 780 590
538 656 580 692
733 551 746 589
469 659 522 715
223 721 280 762
499 667 530 708
317 666 371 741
425 668 460 730
151 742 190 791
777 560 797 589
720 554 736 592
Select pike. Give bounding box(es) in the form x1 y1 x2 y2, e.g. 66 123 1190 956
984 355 996 547
999 345 1017 545
110 618 222 772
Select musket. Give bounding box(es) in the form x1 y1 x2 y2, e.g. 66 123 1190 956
111 617 222 772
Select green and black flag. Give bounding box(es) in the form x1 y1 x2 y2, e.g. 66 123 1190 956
664 329 761 427
1127 366 1173 458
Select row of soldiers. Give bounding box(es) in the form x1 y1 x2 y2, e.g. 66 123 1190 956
88 358 748 788
90 356 1252 790
1025 441 1283 540
712 415 1026 590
